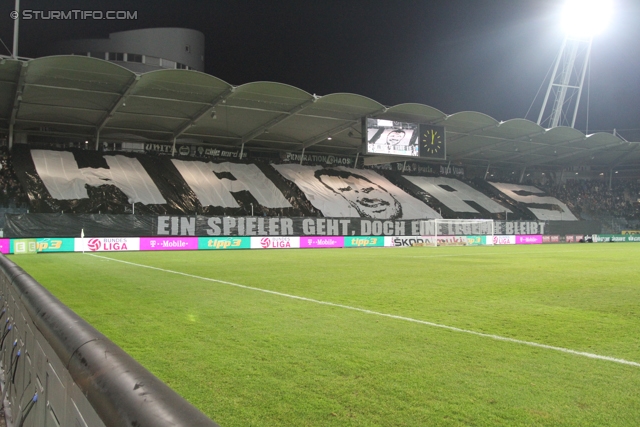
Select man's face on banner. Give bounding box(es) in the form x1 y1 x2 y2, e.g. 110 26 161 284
386 130 406 146
318 173 401 218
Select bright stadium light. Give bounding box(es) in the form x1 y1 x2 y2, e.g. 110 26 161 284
562 0 613 38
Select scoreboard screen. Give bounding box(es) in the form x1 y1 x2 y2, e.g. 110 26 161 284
363 119 445 159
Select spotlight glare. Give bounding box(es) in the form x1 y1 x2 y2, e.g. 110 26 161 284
562 0 613 38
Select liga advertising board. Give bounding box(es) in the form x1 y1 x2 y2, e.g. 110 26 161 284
74 238 140 252
251 237 301 249
492 235 516 245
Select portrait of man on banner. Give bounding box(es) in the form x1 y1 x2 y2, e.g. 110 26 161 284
314 169 402 219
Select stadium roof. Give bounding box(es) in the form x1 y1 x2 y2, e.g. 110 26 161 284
1 55 639 171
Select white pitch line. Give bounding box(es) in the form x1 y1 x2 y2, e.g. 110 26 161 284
89 253 640 368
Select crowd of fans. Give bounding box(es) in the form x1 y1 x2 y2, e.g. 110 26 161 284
1 142 640 221
543 179 640 220
0 147 28 209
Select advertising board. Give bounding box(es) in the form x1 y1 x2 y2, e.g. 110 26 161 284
12 239 37 254
492 235 516 245
74 238 140 252
35 238 75 252
344 236 385 247
516 235 543 244
0 239 10 254
251 237 301 249
140 237 198 251
198 237 251 250
300 237 344 249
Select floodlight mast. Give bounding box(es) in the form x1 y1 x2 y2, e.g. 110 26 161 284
537 36 592 129
537 0 612 129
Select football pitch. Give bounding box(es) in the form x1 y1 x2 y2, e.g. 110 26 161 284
8 244 640 427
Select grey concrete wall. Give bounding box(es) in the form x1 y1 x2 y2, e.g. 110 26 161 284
52 28 205 71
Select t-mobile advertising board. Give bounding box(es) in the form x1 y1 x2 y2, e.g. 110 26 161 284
140 237 199 251
0 239 10 254
300 236 344 248
74 237 140 252
516 235 543 244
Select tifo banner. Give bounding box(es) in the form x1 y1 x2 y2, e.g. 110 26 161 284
74 237 140 252
272 164 440 219
488 182 577 221
198 237 251 250
140 237 198 251
4 214 602 239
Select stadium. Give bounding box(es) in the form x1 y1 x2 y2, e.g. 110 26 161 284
0 1 639 426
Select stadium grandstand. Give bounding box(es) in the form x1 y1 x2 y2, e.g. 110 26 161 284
0 54 639 234
0 42 640 427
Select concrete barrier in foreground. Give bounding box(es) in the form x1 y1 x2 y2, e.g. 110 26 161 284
0 254 219 427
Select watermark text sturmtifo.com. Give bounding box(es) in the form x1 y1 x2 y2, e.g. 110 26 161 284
10 10 137 20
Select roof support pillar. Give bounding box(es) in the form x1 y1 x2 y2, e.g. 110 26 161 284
8 124 13 151
519 167 527 184
609 169 613 190
300 147 305 165
12 0 20 58
171 137 177 157
484 163 491 180
95 130 100 151
354 152 359 169
239 142 245 161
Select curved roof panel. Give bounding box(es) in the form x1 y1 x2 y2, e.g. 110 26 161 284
0 55 636 170
382 103 447 124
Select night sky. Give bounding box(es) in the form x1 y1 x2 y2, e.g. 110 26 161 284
1 0 639 140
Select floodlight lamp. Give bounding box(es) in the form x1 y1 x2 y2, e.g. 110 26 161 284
562 0 613 38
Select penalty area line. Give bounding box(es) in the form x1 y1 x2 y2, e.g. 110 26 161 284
88 253 640 369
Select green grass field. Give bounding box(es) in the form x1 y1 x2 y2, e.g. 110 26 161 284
8 244 640 426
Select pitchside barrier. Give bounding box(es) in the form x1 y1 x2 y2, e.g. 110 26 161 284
0 255 219 427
